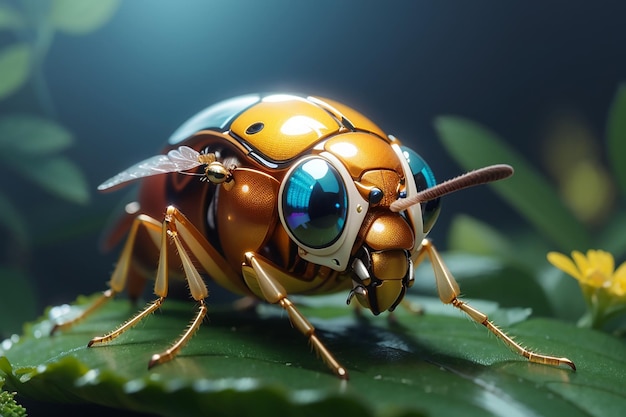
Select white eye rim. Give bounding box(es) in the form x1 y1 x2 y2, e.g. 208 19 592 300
391 143 425 246
278 152 369 271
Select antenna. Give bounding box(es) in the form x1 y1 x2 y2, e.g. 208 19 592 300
390 164 513 212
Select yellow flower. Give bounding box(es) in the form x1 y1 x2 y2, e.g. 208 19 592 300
547 249 626 328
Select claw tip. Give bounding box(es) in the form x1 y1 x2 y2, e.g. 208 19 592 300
148 354 161 369
565 359 576 371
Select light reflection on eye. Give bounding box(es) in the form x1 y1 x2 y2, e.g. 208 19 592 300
282 158 347 248
400 146 441 234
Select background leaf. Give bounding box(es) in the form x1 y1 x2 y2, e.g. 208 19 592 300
0 267 38 338
0 114 73 154
2 294 624 417
413 252 555 316
0 3 25 31
0 43 31 100
447 214 512 257
435 116 590 252
606 83 626 196
8 156 90 204
0 191 28 246
48 0 121 35
0 115 89 204
599 211 626 258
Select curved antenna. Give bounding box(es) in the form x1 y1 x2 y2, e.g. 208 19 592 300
390 164 514 213
97 146 204 191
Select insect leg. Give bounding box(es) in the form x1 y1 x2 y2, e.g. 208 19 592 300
420 239 576 370
243 252 349 379
51 214 162 334
88 215 172 347
89 207 216 369
139 205 244 368
146 207 210 368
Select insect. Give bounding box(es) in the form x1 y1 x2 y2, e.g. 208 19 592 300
52 93 575 379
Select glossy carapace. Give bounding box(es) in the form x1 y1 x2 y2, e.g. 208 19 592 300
53 93 575 379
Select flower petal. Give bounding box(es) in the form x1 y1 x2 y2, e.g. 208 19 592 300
614 261 626 280
611 261 626 297
586 269 609 288
587 250 615 277
572 251 591 280
547 251 583 281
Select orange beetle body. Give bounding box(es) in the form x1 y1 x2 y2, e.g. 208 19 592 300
53 93 575 379
104 94 438 313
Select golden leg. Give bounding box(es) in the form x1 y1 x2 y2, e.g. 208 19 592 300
421 239 576 371
79 205 242 369
51 214 162 335
245 252 348 379
88 297 164 346
51 289 117 334
452 299 576 370
149 300 208 368
87 215 170 349
109 214 162 293
88 206 218 368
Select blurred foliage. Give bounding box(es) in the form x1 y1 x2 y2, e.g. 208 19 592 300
435 116 591 253
0 42 29 99
0 386 26 417
607 84 626 197
0 0 122 243
0 0 120 349
0 267 37 335
434 83 626 331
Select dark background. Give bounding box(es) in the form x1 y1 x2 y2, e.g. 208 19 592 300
2 0 625 312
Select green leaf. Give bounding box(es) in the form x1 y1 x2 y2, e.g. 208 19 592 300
447 214 512 257
10 155 90 204
0 4 25 31
48 0 120 35
598 210 626 258
0 191 28 246
435 116 590 252
0 267 38 338
0 43 31 100
2 294 624 417
0 115 89 204
0 114 73 155
413 252 555 316
606 83 626 196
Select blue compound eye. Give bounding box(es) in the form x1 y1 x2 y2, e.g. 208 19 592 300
400 146 441 234
282 158 348 249
401 146 436 190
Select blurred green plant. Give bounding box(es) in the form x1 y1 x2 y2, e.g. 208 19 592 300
0 0 121 242
0 385 26 417
433 83 626 331
0 0 120 341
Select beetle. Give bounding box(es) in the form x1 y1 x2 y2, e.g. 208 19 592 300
52 93 575 379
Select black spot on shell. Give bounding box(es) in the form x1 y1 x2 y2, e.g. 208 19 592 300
246 122 264 135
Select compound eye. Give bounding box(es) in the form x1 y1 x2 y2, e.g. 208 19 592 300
400 146 441 233
281 158 348 249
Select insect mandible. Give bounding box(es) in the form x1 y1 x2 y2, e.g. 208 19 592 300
52 93 575 379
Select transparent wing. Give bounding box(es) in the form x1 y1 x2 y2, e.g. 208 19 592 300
97 146 202 191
